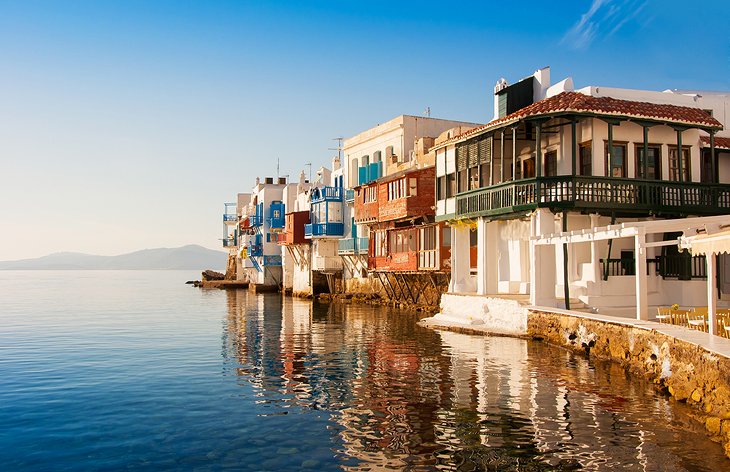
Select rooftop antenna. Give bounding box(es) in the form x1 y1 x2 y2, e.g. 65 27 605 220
276 158 280 178
304 162 312 183
329 137 344 159
424 107 431 117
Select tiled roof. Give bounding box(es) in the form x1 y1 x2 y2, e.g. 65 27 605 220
438 92 723 148
700 136 730 150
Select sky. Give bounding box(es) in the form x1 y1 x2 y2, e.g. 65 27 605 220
1 0 728 260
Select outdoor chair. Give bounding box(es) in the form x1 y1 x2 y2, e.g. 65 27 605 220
656 307 672 324
670 309 690 327
688 307 708 332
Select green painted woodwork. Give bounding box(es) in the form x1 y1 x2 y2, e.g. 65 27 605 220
454 176 730 220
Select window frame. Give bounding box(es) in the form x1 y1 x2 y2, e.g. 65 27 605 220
634 143 662 180
603 140 628 178
667 145 691 182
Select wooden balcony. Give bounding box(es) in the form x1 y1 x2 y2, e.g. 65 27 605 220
455 176 730 219
280 211 309 245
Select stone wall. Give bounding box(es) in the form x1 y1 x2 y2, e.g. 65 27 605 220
528 310 730 458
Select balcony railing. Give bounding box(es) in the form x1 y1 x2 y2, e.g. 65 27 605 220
222 238 236 248
455 176 730 219
223 214 238 223
311 186 343 203
338 237 369 255
305 222 344 237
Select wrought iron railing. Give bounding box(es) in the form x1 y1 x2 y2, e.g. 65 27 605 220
456 176 730 218
305 222 344 237
599 255 706 279
311 186 343 203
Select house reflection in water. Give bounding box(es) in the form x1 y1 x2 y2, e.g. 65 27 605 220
221 291 718 470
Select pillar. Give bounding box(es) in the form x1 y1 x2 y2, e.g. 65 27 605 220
634 231 648 320
449 225 473 293
708 255 718 336
530 209 557 307
477 218 489 295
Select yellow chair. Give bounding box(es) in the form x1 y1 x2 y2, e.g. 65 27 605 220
656 307 672 324
671 309 690 327
688 307 708 332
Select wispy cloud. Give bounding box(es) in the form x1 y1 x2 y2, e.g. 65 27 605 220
561 0 650 50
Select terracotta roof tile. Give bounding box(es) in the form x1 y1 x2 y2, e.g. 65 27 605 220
700 136 730 150
439 92 723 148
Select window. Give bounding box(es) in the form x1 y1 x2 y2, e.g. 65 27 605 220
442 227 451 246
374 231 387 257
365 186 377 203
544 150 557 177
668 146 691 181
457 169 468 193
389 229 416 254
479 162 490 187
604 142 627 177
409 178 417 197
447 173 456 198
701 149 716 183
579 143 592 176
469 167 479 190
635 145 661 180
437 176 446 200
373 150 382 163
388 178 407 200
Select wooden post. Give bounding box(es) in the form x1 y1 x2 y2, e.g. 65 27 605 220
563 212 570 310
512 125 517 181
710 131 717 183
500 130 505 184
571 118 577 176
535 122 542 203
708 254 718 335
635 231 648 320
607 122 614 177
490 134 495 187
642 126 649 179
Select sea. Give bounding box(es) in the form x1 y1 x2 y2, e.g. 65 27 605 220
0 270 727 471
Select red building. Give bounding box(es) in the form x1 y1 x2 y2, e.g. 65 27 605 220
354 166 450 305
278 211 310 246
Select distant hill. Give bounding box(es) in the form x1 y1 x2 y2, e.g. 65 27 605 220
0 245 227 270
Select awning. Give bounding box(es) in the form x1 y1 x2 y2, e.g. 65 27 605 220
685 229 730 256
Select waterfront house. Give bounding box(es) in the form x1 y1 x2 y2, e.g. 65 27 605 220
341 115 480 296
306 160 345 294
278 171 314 296
238 176 295 291
434 66 730 317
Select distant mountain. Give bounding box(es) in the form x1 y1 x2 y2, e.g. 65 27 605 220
0 245 227 270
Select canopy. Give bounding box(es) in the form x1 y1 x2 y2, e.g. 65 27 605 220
685 229 730 256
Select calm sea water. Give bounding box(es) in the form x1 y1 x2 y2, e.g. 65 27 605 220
0 271 727 471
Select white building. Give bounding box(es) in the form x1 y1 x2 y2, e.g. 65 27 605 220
434 67 730 318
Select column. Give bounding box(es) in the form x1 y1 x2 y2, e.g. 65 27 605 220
449 225 472 293
477 218 489 295
708 255 718 336
634 231 648 321
512 126 517 181
530 209 556 307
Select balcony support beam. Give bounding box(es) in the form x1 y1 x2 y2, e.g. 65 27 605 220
571 118 577 177
710 131 717 183
707 254 718 335
500 130 505 184
634 230 649 320
512 125 517 181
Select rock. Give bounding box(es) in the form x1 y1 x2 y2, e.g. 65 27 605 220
202 270 225 281
707 417 722 435
692 389 703 403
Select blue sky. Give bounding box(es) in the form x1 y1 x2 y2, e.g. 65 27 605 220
1 0 728 259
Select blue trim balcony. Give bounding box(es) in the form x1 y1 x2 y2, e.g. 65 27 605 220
311 186 343 203
250 202 264 227
248 244 263 257
305 222 344 238
222 238 237 248
223 202 237 224
345 188 355 203
338 237 369 255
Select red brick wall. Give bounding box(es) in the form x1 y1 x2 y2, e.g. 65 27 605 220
354 183 379 223
377 167 435 222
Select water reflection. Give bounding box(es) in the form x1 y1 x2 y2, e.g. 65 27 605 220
223 290 723 471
